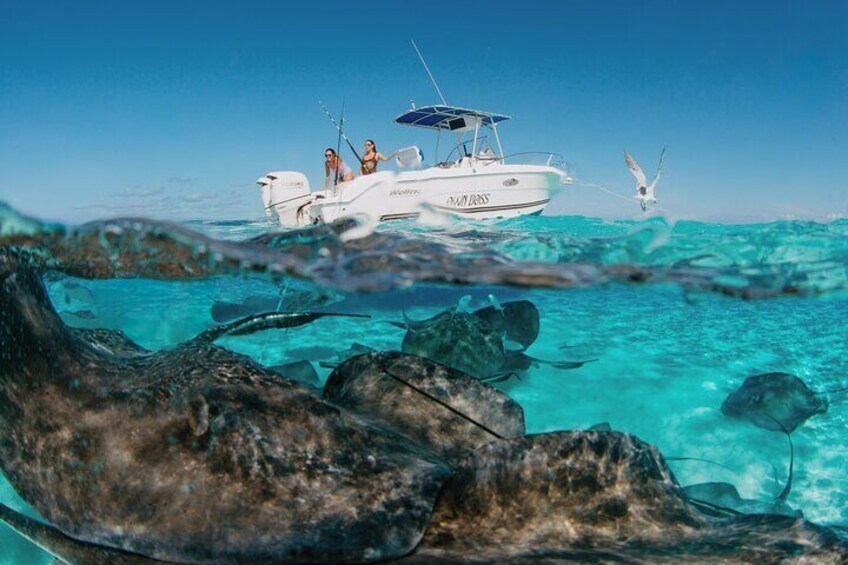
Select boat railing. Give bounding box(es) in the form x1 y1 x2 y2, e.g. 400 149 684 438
480 152 566 169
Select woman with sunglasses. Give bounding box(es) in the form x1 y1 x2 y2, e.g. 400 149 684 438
359 139 391 175
323 148 354 189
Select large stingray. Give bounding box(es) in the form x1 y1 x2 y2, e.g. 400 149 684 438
0 253 451 563
415 431 699 556
401 305 505 377
324 351 525 463
721 372 832 432
471 299 540 351
400 299 590 379
0 502 160 564
407 432 848 562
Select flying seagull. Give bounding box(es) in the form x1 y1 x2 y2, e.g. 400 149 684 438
624 148 665 211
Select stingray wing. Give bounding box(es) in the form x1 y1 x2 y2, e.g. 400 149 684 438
624 150 647 188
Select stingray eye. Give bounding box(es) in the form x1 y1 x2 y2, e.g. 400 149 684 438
752 394 761 404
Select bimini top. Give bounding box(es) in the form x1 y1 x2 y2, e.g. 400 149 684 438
395 105 511 131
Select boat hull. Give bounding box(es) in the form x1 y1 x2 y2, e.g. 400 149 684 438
393 166 558 220
266 163 566 227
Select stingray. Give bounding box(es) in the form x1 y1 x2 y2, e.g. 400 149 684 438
582 423 735 472
324 351 525 464
392 299 540 351
268 360 319 386
414 431 705 558
401 305 505 378
210 292 332 324
195 310 370 342
0 502 161 564
69 327 151 357
472 299 540 351
683 482 800 518
318 342 377 369
721 372 841 432
398 299 592 379
685 415 798 518
0 253 451 563
410 431 848 562
500 350 597 373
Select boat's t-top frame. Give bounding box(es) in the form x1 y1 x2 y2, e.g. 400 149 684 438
395 104 510 165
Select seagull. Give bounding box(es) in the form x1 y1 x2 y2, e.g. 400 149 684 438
624 148 665 211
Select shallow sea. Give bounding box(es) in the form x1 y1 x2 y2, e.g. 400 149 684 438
1 210 847 563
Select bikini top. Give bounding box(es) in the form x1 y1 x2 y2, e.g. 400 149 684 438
361 152 378 175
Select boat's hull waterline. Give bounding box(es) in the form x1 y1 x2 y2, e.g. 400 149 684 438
261 163 566 228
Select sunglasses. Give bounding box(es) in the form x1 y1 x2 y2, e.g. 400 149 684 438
325 154 333 158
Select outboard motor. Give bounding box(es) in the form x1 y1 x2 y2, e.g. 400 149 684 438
265 171 314 227
256 176 273 218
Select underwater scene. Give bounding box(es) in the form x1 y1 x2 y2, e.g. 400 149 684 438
1 204 848 563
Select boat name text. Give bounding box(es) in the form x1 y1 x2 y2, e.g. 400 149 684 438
389 188 422 197
446 193 491 208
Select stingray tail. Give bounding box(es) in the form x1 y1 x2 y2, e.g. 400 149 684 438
763 413 794 503
196 311 371 342
479 371 521 384
665 457 736 474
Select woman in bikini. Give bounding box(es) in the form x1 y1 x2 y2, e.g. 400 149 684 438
323 148 354 189
359 140 391 175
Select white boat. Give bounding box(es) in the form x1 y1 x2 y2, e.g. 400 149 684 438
259 104 571 228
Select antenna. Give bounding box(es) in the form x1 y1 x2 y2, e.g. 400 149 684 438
411 39 447 105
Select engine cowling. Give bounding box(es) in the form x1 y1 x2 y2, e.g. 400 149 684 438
264 171 314 227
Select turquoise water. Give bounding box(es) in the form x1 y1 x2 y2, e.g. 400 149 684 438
1 212 847 562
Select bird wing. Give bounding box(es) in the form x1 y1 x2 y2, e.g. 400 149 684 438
624 150 647 187
646 147 666 197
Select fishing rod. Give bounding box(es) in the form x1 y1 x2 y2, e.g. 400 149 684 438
334 100 344 188
319 100 362 164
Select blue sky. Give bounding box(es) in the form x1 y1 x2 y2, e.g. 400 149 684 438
1 1 846 223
